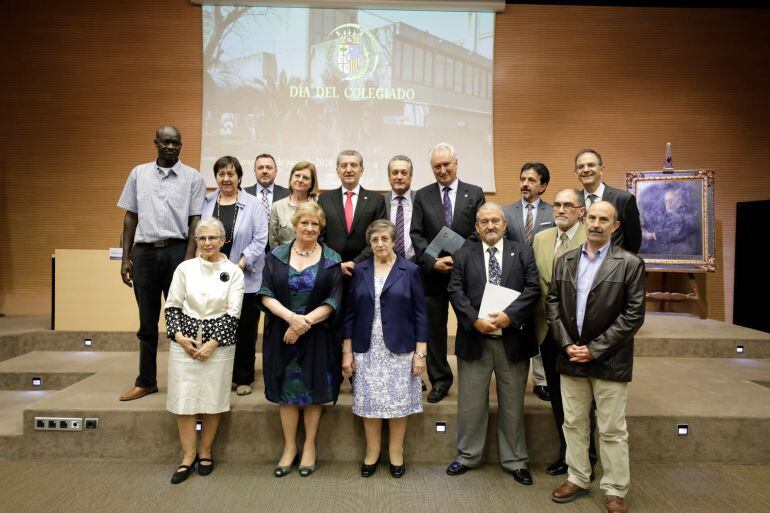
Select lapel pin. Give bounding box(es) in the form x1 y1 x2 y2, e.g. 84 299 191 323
510 252 515 256
363 196 368 200
464 194 468 198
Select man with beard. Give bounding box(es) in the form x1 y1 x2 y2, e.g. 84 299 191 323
546 201 645 513
503 162 555 402
245 154 289 250
446 202 540 486
117 125 206 401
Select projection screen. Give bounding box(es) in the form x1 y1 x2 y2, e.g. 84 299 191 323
201 6 495 191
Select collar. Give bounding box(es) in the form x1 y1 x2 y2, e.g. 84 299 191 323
581 240 611 260
559 222 581 240
391 189 411 202
584 182 606 200
156 160 182 176
257 183 274 195
521 198 541 210
342 184 361 197
437 178 459 193
482 237 505 255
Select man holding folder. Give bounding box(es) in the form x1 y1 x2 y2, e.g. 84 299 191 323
446 202 540 485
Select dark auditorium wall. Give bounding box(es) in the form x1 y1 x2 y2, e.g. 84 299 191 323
1 1 769 322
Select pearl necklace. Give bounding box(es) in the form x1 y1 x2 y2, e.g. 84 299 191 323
292 242 318 257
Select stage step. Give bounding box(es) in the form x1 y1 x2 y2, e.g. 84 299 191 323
0 351 767 465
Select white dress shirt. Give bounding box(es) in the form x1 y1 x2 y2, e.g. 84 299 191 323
481 236 505 336
341 184 362 212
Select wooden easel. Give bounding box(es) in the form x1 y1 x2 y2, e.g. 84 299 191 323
645 269 707 319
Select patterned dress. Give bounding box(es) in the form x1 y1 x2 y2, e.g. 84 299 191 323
352 276 423 418
264 262 334 405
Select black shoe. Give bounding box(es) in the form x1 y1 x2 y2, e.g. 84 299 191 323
390 462 406 478
197 456 214 476
360 459 379 478
170 456 198 484
446 461 471 476
422 382 427 392
427 385 449 403
298 461 316 477
511 468 533 486
545 459 568 476
533 385 551 401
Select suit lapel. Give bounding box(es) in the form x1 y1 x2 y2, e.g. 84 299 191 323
470 242 487 286
451 181 469 228
565 250 580 289
384 191 392 219
511 202 524 240
360 259 375 300
501 240 515 285
350 186 371 232
590 245 621 292
382 258 405 294
540 229 557 284
428 184 446 226
328 188 348 233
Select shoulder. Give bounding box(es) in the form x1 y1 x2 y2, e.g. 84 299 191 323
604 185 631 200
414 183 436 198
534 226 557 243
243 184 257 195
360 187 384 202
505 238 533 256
458 181 484 195
321 244 342 266
204 190 218 203
178 162 202 180
502 201 518 214
454 241 480 261
540 201 553 210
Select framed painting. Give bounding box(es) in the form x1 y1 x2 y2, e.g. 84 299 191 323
626 169 715 272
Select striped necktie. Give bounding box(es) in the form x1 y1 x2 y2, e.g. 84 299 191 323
524 203 534 244
395 196 405 258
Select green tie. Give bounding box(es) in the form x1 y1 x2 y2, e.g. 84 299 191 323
554 232 570 260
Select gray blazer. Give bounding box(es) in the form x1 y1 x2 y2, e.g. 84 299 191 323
503 200 554 245
383 190 417 219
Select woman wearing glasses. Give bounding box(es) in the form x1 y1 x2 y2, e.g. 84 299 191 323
202 156 268 396
164 218 245 484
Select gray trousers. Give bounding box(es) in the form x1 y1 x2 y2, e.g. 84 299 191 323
456 336 530 471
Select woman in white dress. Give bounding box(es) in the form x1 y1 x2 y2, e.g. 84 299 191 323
164 218 244 484
343 220 428 478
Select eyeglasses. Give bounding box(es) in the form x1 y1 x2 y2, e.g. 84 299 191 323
196 236 223 243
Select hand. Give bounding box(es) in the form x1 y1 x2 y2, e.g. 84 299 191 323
342 352 356 374
340 261 356 277
488 311 512 329
120 260 133 287
174 332 198 357
473 318 498 334
411 354 426 376
290 314 312 335
283 327 300 344
432 256 453 273
192 340 218 362
238 256 246 269
565 344 593 362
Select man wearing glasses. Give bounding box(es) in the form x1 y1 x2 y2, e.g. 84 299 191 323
117 125 206 401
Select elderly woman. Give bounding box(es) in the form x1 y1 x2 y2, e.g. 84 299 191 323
202 156 268 396
269 161 318 248
343 219 428 478
259 202 343 478
164 218 244 484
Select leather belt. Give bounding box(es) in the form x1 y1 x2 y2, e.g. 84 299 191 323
137 239 186 248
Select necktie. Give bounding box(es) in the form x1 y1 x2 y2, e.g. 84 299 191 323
442 186 453 227
260 188 270 219
524 203 534 244
587 193 598 207
395 196 405 258
554 232 570 260
344 191 354 233
487 247 501 285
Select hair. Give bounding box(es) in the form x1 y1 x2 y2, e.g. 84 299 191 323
291 202 326 230
288 161 318 198
195 218 226 238
575 148 604 167
254 153 277 169
213 156 243 189
557 188 585 208
365 219 397 244
520 162 550 185
429 142 456 161
387 155 413 175
476 201 505 221
336 150 363 168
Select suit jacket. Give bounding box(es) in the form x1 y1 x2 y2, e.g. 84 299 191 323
596 184 642 254
532 225 587 345
383 190 416 218
448 239 540 364
344 256 429 354
503 200 555 245
317 186 387 263
244 183 290 203
410 181 486 296
545 244 645 382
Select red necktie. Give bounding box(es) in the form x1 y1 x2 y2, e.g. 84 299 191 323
344 191 354 233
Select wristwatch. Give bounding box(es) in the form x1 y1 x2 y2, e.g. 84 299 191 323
415 352 427 358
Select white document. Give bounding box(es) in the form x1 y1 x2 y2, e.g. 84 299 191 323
479 283 521 320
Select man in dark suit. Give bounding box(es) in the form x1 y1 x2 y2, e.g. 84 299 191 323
574 149 641 253
502 161 555 402
317 150 387 277
411 142 486 403
383 155 417 262
546 201 645 513
244 153 290 247
445 202 540 485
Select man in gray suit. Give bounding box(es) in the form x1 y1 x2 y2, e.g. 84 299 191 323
502 162 554 402
383 155 417 262
546 201 645 513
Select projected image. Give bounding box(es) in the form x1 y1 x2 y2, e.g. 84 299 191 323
202 6 495 191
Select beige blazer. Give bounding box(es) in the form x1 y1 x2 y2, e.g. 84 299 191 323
532 224 586 344
268 196 317 249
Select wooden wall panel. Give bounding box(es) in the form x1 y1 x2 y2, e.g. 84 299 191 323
2 1 769 321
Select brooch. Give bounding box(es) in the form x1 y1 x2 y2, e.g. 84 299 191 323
220 272 230 282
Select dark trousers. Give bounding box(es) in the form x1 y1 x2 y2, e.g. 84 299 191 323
130 241 186 388
541 330 598 465
425 293 453 389
232 292 260 385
